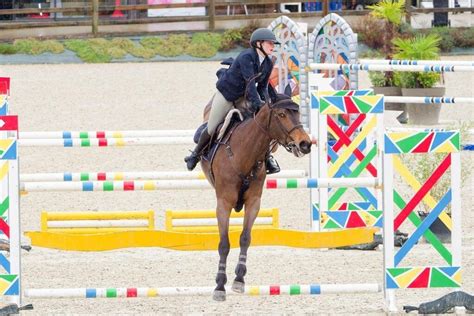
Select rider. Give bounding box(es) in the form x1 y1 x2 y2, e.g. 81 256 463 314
184 28 281 174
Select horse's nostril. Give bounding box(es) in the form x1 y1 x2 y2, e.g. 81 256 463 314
299 140 312 154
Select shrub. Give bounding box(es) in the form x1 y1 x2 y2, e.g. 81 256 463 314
353 16 388 51
107 46 127 59
191 32 221 50
393 34 442 88
186 42 218 58
0 43 18 54
111 37 136 51
451 27 474 48
167 34 190 48
64 39 111 63
128 45 156 59
43 40 65 54
221 29 242 51
140 37 164 52
423 27 454 52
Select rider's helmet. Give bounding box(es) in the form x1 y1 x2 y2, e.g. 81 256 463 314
250 28 279 47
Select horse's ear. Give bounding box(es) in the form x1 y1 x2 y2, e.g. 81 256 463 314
284 84 292 97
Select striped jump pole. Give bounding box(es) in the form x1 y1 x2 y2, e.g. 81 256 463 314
24 283 381 298
359 59 474 66
20 170 308 182
384 96 474 104
17 137 193 147
17 137 318 147
20 178 381 192
309 63 474 72
19 129 196 139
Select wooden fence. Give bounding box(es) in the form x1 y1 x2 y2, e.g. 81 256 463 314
0 0 471 36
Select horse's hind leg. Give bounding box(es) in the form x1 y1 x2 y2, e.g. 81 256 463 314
232 197 261 293
213 199 232 301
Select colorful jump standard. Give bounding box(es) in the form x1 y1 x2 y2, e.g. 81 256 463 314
382 131 462 312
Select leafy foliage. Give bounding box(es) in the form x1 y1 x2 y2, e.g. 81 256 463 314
392 34 442 88
0 43 18 54
367 0 405 25
221 29 243 51
13 38 64 55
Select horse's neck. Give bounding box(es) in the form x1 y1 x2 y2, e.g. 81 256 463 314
230 109 272 172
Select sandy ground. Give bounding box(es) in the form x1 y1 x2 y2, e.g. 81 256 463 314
0 57 472 314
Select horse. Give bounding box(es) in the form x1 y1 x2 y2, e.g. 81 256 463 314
199 93 312 301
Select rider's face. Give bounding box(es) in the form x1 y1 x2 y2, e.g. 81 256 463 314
261 41 275 55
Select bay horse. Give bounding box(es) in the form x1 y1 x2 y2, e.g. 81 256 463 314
199 93 312 301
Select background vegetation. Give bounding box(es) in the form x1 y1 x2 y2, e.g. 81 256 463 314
0 23 472 63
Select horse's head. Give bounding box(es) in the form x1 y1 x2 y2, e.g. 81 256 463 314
260 94 311 157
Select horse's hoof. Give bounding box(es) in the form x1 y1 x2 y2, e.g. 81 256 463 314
232 281 245 293
213 290 226 301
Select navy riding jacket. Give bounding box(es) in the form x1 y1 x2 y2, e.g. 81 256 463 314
216 47 277 107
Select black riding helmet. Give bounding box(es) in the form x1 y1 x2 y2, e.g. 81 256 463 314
250 28 279 48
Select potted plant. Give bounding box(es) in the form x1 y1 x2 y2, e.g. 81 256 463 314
365 0 408 123
392 33 444 125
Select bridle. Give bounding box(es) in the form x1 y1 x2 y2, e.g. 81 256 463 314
253 98 303 153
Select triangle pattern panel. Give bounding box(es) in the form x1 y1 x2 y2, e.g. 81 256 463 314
385 132 460 154
413 133 434 153
0 140 16 160
0 275 18 295
384 134 402 154
386 266 461 289
346 211 367 228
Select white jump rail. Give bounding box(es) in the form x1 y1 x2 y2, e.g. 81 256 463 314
20 178 381 192
20 170 308 182
19 129 196 139
24 283 382 298
359 59 474 66
309 63 474 72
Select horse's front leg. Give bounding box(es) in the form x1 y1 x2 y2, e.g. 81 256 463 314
213 198 232 301
232 196 261 293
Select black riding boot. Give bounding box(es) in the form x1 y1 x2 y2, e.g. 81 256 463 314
265 155 280 174
184 129 211 171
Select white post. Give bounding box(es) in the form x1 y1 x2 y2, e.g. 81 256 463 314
317 96 328 231
382 152 397 312
8 153 21 306
309 91 320 231
450 152 462 272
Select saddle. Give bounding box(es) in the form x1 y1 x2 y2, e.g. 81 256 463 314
193 109 244 165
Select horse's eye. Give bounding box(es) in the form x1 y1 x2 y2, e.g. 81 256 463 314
278 113 286 118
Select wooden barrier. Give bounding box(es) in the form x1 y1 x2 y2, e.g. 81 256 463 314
165 208 279 233
40 210 155 234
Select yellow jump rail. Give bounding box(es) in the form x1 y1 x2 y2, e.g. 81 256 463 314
165 208 279 233
40 210 155 234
